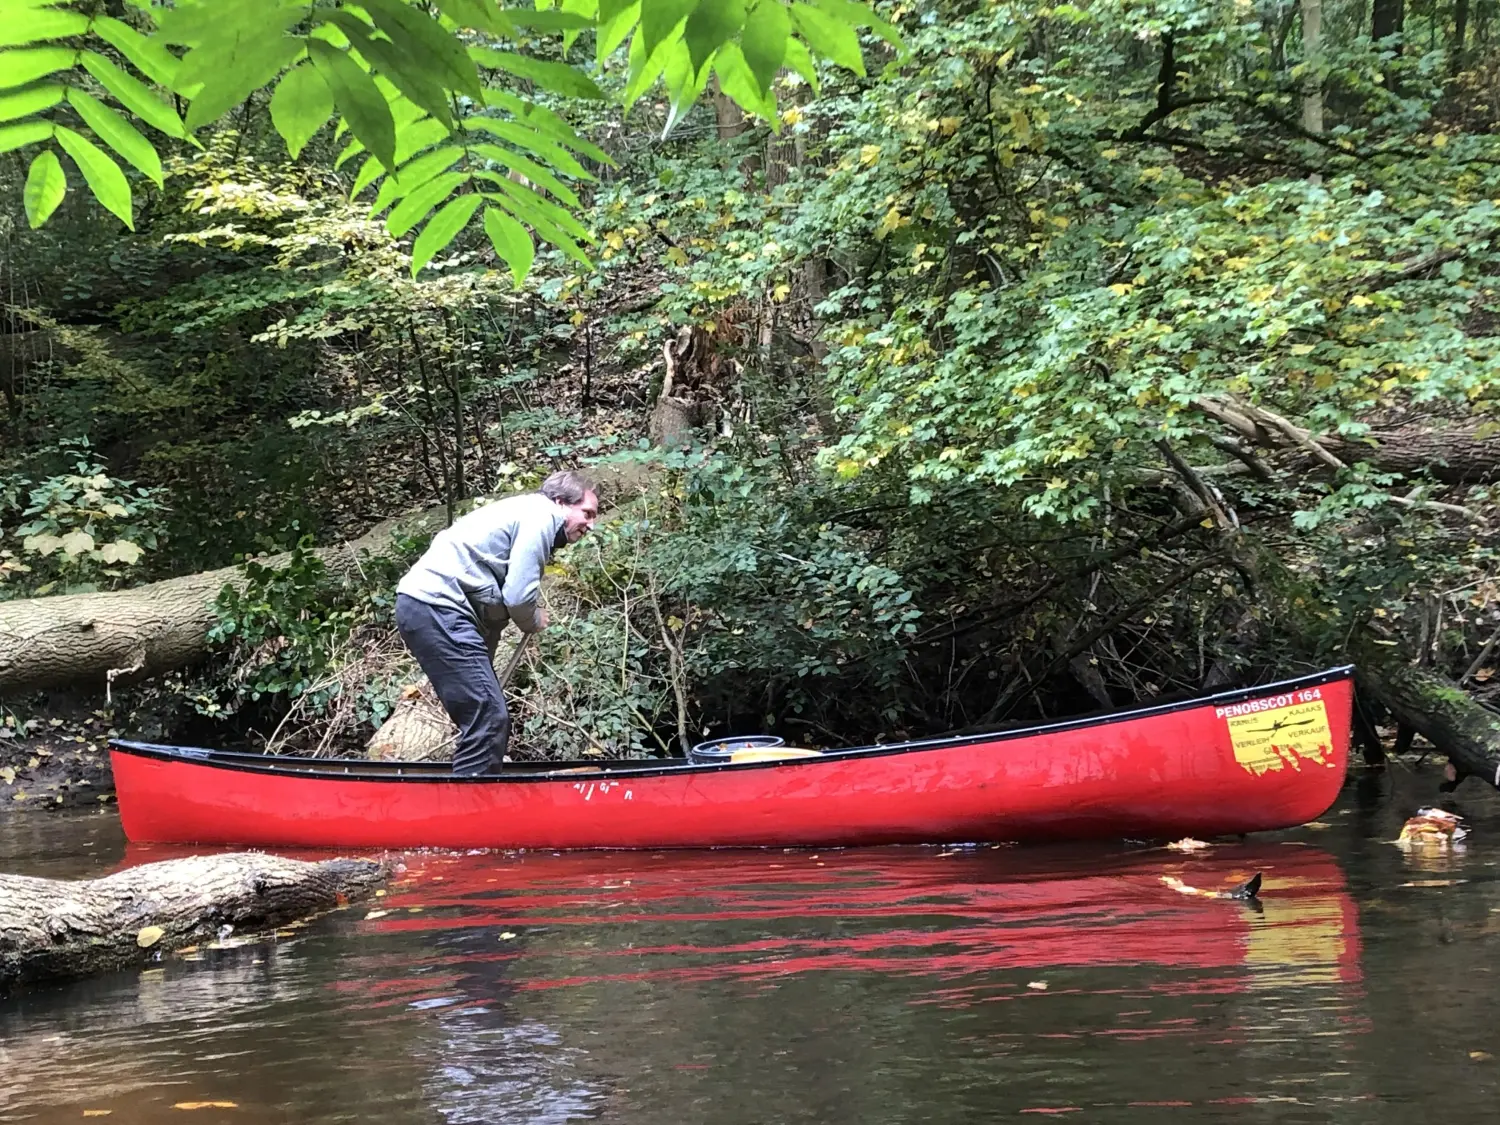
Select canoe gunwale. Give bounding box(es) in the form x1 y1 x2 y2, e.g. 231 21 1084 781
108 664 1355 784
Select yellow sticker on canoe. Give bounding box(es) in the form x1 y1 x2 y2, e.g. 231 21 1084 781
1217 690 1335 775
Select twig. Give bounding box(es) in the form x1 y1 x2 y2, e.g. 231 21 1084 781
1463 621 1500 683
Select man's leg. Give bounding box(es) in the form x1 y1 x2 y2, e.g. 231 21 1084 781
395 594 511 775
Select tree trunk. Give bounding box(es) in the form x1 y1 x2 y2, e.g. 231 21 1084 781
1453 0 1470 66
1301 0 1325 134
0 507 447 696
1373 0 1404 41
0 852 386 992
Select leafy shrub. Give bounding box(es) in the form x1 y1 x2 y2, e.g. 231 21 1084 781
0 438 168 599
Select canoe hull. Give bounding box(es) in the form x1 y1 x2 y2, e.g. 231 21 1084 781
111 668 1354 849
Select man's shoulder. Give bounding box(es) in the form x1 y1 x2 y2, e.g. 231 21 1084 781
456 491 559 530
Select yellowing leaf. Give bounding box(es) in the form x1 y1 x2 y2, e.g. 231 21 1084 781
136 925 164 948
59 530 95 557
1108 283 1132 297
1290 343 1315 356
665 245 688 267
100 540 143 565
22 533 63 556
938 115 960 135
772 282 791 301
1349 294 1374 307
859 143 881 166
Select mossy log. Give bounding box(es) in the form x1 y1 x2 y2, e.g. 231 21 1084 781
0 852 387 991
1357 656 1500 791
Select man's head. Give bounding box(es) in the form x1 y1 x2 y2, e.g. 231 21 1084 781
540 470 599 544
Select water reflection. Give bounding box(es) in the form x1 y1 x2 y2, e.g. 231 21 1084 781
9 781 1500 1123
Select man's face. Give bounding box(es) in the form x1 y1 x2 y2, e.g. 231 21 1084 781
561 490 599 543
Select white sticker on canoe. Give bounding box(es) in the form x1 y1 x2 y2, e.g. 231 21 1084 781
1215 688 1335 775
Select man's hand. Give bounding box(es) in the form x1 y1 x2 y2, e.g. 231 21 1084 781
536 606 550 630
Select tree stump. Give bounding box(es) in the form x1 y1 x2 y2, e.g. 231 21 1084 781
0 852 387 991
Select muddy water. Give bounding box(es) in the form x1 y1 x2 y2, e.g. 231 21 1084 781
3 766 1500 1123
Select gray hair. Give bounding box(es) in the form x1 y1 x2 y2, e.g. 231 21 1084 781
539 469 596 505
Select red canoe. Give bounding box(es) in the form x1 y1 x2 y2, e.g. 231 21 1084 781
109 666 1353 849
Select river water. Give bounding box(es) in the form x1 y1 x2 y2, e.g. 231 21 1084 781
3 765 1499 1124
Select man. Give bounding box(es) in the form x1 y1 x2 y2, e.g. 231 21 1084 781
395 470 599 775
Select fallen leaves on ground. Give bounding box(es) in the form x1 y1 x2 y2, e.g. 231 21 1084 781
135 925 164 948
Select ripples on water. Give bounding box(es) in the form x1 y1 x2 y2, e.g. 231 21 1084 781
3 771 1500 1123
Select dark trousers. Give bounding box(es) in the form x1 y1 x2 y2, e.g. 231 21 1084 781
395 594 510 775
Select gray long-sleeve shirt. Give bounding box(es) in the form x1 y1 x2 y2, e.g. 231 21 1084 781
395 492 565 634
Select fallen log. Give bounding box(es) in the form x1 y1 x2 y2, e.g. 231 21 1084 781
0 507 447 696
1356 655 1500 791
0 852 387 992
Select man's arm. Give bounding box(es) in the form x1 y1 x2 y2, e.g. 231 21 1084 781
500 516 556 633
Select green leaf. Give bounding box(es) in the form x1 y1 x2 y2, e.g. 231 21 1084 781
333 21 454 129
309 40 397 172
386 170 468 237
410 191 483 275
469 47 604 99
0 47 78 91
394 143 466 191
468 139 581 208
66 88 163 187
92 16 179 87
813 0 903 49
713 42 774 118
22 148 65 228
684 0 746 76
349 154 388 198
783 36 819 92
498 199 590 265
662 39 711 134
177 19 304 130
741 0 791 93
369 143 464 212
478 172 590 240
393 116 449 164
0 118 54 154
81 53 188 140
481 91 613 163
359 0 484 99
790 2 863 75
335 136 365 169
55 124 133 229
596 0 640 63
484 205 533 287
269 61 335 159
495 9 594 33
624 24 672 105
0 7 88 49
481 185 589 263
431 0 506 31
463 117 591 178
640 0 700 60
0 82 63 124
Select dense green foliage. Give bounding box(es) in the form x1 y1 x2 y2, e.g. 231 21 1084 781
5 0 1500 757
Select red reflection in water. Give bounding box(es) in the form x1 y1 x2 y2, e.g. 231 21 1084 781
119 840 1361 1014
332 844 1363 1001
